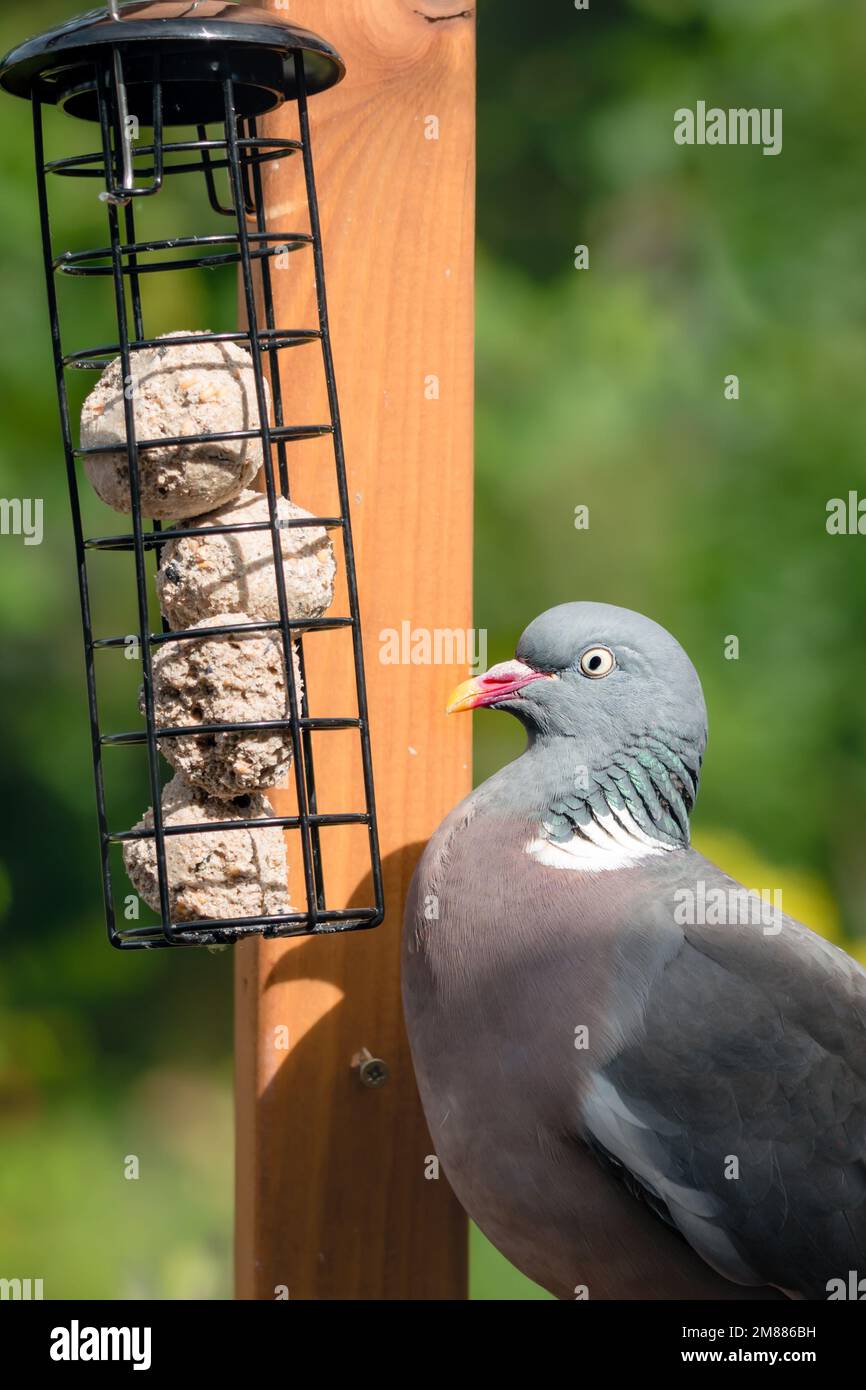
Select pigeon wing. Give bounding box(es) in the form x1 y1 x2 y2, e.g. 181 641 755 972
580 866 866 1298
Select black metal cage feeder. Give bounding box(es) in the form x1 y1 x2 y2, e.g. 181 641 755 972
0 2 383 950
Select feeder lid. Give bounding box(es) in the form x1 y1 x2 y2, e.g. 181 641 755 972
0 3 344 123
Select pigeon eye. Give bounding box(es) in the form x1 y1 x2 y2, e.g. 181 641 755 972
578 646 615 679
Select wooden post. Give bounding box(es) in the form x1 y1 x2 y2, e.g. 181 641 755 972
235 0 475 1299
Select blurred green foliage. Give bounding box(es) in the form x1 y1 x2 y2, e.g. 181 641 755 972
0 0 236 1300
1 0 865 1299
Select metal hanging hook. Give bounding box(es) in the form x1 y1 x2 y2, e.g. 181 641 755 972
100 1 135 205
102 50 136 203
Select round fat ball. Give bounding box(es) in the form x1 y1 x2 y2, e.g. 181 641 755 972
123 773 290 924
156 487 336 628
147 613 302 798
80 332 269 519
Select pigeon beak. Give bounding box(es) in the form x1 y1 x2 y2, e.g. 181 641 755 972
446 660 555 714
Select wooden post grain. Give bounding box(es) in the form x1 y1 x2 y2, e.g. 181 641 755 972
235 0 475 1300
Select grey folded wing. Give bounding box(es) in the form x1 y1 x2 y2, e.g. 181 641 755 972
580 905 866 1298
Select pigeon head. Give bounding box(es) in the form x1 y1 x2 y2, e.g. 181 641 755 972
447 604 707 839
449 602 706 743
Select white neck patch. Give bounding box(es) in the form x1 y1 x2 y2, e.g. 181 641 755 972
526 803 674 873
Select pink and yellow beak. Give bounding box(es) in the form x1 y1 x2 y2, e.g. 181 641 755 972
446 660 555 714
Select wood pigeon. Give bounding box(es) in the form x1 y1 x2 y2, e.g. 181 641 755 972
402 602 866 1300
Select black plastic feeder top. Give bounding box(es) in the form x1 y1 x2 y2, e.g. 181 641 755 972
0 1 345 125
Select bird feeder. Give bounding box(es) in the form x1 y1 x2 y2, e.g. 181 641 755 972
0 2 383 950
